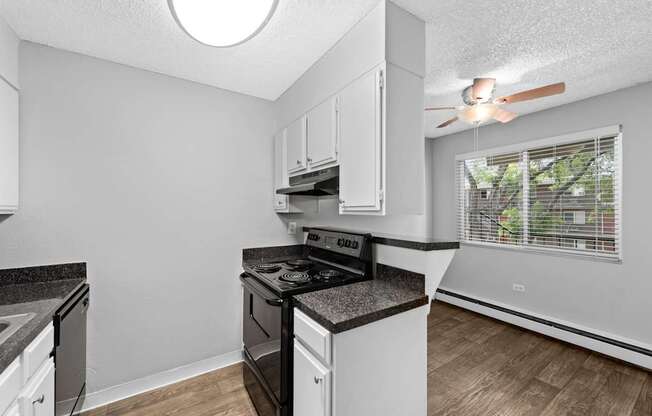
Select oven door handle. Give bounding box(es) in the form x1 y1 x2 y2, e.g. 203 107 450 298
240 273 283 307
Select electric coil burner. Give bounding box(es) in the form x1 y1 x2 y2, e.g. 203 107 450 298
279 272 311 284
240 227 373 416
285 259 313 269
253 263 282 273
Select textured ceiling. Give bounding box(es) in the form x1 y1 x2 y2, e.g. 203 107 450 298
0 0 379 100
1 1 652 137
393 0 652 137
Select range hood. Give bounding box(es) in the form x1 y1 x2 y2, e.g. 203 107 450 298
276 166 339 196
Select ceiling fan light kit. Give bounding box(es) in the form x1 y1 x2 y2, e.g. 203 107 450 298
458 103 498 124
426 78 566 128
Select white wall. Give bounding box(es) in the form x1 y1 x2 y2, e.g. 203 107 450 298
274 0 386 129
0 15 19 88
431 82 652 347
0 42 296 393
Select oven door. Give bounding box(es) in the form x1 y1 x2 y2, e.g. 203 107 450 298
241 273 283 404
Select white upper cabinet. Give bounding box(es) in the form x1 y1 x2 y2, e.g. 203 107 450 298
273 130 289 211
273 129 307 214
338 66 384 214
306 97 338 170
0 79 18 214
286 116 307 175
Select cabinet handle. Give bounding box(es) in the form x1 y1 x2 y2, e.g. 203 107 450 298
296 160 301 165
338 199 345 205
314 376 323 384
307 157 312 163
32 394 45 405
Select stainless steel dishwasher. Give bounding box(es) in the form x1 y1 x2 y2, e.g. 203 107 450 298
54 284 89 416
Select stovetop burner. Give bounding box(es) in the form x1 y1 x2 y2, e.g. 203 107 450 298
285 259 314 270
252 263 282 273
279 272 311 284
317 269 342 279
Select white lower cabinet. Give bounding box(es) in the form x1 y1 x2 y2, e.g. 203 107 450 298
19 359 54 416
294 342 331 416
0 325 54 416
294 306 428 416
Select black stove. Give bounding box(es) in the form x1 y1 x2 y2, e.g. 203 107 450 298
240 228 372 416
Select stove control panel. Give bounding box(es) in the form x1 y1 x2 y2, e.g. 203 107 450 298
306 228 369 258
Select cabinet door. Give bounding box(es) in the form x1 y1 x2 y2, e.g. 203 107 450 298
294 342 330 416
307 97 338 169
273 130 288 211
19 359 54 416
0 79 18 214
287 116 307 175
338 68 383 213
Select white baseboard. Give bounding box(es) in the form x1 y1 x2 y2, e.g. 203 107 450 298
60 349 243 415
435 287 652 370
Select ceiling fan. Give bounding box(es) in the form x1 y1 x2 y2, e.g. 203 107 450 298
425 78 566 128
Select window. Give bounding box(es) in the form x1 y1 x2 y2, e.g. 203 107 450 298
456 126 621 261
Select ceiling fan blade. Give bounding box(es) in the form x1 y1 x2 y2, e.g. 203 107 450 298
437 116 458 128
493 108 518 123
424 106 458 111
495 82 565 104
472 78 496 101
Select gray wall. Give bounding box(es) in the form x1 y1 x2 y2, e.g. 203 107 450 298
431 82 652 347
0 42 296 392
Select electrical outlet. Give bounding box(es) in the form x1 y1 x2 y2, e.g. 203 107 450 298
512 283 526 293
287 221 297 235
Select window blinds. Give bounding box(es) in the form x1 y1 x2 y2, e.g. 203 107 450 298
456 127 621 261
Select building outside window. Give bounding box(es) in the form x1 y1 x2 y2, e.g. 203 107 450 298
456 126 621 261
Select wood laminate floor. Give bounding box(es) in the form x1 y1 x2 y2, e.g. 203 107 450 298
83 301 652 416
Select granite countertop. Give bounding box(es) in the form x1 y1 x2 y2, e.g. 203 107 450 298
0 263 87 374
302 226 459 251
293 264 429 333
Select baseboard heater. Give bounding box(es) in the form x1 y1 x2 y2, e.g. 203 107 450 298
436 288 652 358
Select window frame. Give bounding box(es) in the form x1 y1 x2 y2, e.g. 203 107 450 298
455 125 623 263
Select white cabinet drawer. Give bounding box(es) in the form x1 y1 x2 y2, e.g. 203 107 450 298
294 309 331 364
21 325 53 385
19 359 54 416
0 359 22 415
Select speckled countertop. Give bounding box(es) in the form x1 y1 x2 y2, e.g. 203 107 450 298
302 226 459 251
0 263 87 374
293 264 429 333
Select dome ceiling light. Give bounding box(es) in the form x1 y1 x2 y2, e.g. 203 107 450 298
168 0 278 48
